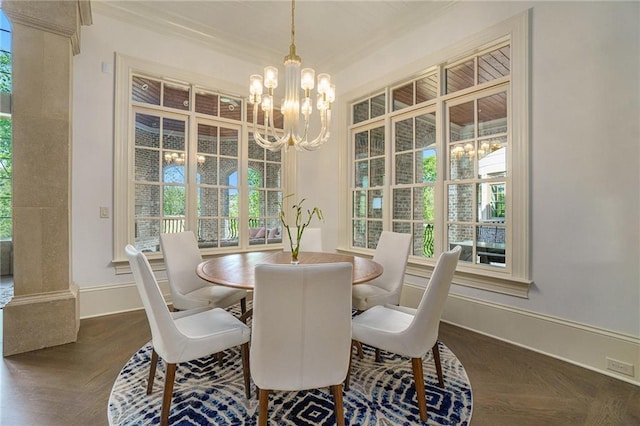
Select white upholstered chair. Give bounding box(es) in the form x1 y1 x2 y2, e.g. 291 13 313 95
250 262 353 426
282 227 323 252
160 231 247 313
125 244 251 426
351 231 412 312
349 246 461 422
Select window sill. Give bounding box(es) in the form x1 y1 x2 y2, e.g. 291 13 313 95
336 247 531 298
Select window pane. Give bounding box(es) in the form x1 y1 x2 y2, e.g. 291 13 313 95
219 158 238 185
198 218 219 246
395 152 413 184
353 219 366 247
163 164 185 184
371 158 385 187
197 156 217 185
478 182 506 221
371 93 386 118
135 184 160 217
135 219 160 252
367 221 382 249
198 187 218 216
265 163 281 188
163 186 185 216
248 135 264 159
135 114 160 148
222 188 237 217
478 92 507 137
163 84 189 110
248 161 264 187
393 188 411 220
449 143 474 180
448 184 473 222
219 127 238 157
414 223 434 257
353 100 369 124
195 92 218 116
448 224 473 262
132 76 160 105
478 45 510 84
266 148 281 162
395 118 413 152
419 148 437 183
392 223 411 237
476 225 506 267
163 118 185 151
449 101 474 142
266 190 282 216
353 190 367 218
368 189 383 219
198 124 217 154
416 113 436 149
135 148 159 181
446 59 474 94
355 161 368 188
355 131 368 159
220 96 242 121
370 127 385 156
416 74 437 103
478 137 506 178
392 82 413 111
415 186 435 221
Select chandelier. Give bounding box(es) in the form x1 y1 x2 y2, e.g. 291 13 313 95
248 0 335 152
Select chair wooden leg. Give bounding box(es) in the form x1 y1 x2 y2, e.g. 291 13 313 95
353 340 364 359
330 384 345 426
240 297 247 314
411 358 428 422
258 388 270 426
217 351 224 367
161 363 177 426
375 347 382 363
147 349 159 395
241 342 251 399
345 340 354 391
432 342 444 388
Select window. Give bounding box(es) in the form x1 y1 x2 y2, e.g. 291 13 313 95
0 11 11 242
347 13 530 297
115 55 286 263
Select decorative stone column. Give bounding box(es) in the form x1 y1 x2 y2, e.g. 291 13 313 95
2 1 91 356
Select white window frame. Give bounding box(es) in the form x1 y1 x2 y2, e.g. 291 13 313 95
113 54 295 271
340 11 531 297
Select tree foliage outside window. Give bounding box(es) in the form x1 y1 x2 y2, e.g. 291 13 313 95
0 49 12 240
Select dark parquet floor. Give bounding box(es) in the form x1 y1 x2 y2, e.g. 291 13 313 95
0 309 638 425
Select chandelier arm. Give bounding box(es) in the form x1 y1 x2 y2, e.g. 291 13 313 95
297 110 330 150
251 103 288 150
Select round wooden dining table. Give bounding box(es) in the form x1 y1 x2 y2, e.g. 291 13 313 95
196 251 383 290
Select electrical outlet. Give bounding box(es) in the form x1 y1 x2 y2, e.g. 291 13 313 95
606 357 635 377
100 206 109 219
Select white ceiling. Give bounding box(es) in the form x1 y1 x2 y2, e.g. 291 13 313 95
92 1 455 74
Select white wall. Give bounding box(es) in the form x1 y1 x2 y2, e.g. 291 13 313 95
72 12 260 288
72 2 638 379
321 1 639 338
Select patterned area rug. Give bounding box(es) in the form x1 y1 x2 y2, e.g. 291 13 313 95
108 339 472 425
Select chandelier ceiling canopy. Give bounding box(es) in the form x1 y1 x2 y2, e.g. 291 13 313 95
248 0 335 152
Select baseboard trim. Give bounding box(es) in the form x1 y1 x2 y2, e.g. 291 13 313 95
79 280 172 319
81 281 639 386
401 283 640 386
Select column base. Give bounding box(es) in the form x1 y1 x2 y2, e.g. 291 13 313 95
2 283 79 356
